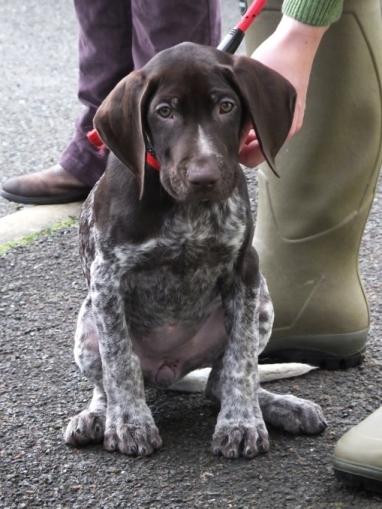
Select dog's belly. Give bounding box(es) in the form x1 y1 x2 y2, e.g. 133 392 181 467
130 306 227 387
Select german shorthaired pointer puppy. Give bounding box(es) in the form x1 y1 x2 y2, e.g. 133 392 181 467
64 42 327 459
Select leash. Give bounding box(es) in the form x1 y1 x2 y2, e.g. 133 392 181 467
218 0 267 53
87 0 268 170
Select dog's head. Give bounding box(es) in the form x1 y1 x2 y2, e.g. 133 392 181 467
94 42 296 201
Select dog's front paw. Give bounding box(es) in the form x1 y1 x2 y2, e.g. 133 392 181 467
104 421 162 456
211 419 270 459
262 394 327 435
64 410 106 447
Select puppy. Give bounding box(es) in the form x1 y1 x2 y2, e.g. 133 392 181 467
65 42 326 458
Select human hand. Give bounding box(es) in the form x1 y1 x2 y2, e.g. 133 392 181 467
238 15 328 168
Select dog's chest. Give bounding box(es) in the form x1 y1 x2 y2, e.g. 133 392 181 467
114 195 247 323
85 192 250 386
155 198 246 265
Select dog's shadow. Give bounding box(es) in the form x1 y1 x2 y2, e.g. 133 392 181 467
145 387 305 454
146 388 217 447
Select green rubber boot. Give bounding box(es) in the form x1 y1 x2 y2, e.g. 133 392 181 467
333 405 382 493
245 0 382 368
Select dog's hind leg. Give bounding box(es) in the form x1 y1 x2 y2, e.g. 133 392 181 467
258 388 327 435
64 294 106 447
203 367 327 436
258 274 274 355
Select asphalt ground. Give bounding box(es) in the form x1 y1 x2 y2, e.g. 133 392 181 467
0 0 80 219
1 0 382 508
1 186 382 508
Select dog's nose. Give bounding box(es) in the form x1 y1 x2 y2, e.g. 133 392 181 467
187 166 220 188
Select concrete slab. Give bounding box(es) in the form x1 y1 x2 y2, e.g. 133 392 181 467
0 202 82 245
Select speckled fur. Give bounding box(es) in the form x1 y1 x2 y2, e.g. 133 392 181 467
64 43 326 458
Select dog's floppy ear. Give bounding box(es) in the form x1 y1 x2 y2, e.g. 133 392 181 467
224 55 296 176
93 70 155 198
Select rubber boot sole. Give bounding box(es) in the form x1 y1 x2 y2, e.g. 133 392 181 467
333 462 382 494
259 328 368 368
260 347 365 369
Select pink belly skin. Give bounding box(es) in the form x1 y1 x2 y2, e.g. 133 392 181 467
131 306 227 388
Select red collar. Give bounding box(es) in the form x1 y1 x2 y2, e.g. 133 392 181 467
145 151 161 171
87 129 161 171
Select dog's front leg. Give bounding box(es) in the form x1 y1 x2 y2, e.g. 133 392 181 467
90 258 162 456
211 274 269 459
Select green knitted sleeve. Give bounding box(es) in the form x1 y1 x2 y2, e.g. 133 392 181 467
282 0 344 26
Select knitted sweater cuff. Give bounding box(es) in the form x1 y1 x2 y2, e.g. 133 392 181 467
282 0 344 26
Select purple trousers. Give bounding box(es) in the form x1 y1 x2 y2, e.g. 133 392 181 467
59 0 221 187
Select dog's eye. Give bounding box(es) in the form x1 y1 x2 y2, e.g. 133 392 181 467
219 101 234 114
157 105 172 118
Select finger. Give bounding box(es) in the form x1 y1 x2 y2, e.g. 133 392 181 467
238 139 265 168
244 131 258 145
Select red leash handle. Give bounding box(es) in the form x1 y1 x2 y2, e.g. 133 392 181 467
237 0 267 32
217 0 267 53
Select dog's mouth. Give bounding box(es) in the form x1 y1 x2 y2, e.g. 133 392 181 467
168 186 236 203
160 165 238 203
